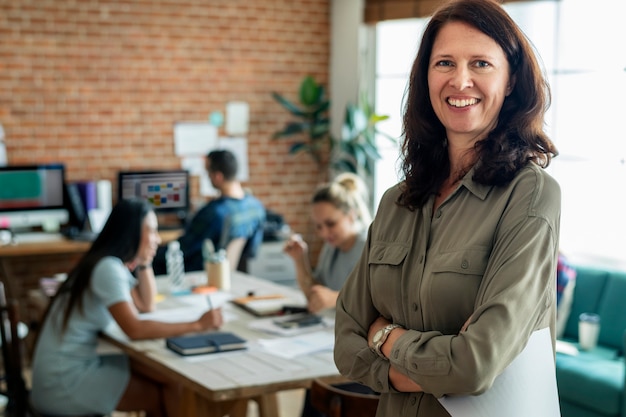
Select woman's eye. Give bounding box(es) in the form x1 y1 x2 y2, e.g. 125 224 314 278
474 60 491 68
435 60 453 67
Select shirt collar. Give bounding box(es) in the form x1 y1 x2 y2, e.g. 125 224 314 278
460 164 492 201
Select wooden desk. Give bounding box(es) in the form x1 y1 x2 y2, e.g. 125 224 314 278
104 271 343 417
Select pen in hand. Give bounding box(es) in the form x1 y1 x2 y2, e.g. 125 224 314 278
206 295 214 310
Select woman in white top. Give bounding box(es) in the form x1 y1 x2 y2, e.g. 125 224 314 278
31 198 223 417
284 172 372 313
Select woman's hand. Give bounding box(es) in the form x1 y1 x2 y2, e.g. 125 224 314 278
128 253 154 272
307 285 339 313
197 308 224 331
283 234 308 260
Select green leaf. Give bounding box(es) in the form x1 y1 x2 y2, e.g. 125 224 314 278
300 76 322 107
361 141 382 160
271 92 307 117
272 122 308 139
370 114 390 124
289 142 309 154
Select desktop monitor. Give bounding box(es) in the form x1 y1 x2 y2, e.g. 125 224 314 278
0 163 69 231
117 169 190 224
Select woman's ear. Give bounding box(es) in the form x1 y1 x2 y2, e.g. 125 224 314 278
506 75 516 96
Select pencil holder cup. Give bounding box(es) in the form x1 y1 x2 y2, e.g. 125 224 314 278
206 249 230 291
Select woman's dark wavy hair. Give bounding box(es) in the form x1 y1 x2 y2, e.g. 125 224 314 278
45 198 152 333
398 0 558 210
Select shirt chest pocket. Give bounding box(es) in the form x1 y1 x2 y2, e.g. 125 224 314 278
430 249 489 276
369 243 409 267
368 244 409 310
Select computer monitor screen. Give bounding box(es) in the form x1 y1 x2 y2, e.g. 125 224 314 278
117 170 190 218
0 163 69 231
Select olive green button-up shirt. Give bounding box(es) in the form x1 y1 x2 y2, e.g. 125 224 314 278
334 163 561 417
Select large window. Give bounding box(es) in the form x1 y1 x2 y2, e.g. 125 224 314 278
373 0 626 267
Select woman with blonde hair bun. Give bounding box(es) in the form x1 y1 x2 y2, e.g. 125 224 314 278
284 172 372 314
285 172 376 417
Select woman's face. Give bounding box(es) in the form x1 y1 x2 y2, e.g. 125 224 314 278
311 202 356 250
137 211 161 263
428 21 512 145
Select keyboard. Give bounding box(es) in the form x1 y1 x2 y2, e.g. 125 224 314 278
13 232 65 244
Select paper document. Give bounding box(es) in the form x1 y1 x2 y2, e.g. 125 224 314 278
438 327 561 417
257 331 334 359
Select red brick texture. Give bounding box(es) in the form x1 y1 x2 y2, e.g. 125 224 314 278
0 0 331 262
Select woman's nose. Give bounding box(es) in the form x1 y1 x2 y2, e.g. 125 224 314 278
449 66 473 90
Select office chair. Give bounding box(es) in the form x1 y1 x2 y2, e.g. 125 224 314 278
309 378 380 417
225 237 247 272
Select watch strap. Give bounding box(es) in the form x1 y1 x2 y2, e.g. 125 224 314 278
372 323 401 359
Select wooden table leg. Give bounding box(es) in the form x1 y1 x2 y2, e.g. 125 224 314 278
181 388 250 417
226 399 249 417
254 393 280 417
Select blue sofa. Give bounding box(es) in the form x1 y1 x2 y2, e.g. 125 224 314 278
556 264 626 417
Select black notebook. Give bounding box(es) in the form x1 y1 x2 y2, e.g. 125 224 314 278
165 332 247 356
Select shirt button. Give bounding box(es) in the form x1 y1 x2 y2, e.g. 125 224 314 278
378 254 384 260
394 351 399 359
411 396 417 405
412 363 418 369
461 259 469 269
412 303 418 312
435 210 442 218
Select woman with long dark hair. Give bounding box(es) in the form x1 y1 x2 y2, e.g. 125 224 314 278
31 198 222 417
334 0 561 416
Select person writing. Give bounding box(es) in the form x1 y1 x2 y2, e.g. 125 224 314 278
284 173 374 417
284 173 372 314
153 149 266 274
31 199 223 417
334 0 561 416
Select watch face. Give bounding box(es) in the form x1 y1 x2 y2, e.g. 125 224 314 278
373 329 384 344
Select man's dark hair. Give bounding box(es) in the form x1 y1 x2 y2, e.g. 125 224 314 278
208 149 238 181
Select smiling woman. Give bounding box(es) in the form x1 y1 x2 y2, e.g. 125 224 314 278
334 1 560 416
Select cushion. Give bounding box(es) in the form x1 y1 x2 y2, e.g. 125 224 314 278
556 349 624 416
596 272 626 350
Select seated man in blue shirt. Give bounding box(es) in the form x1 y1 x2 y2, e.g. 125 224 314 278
153 149 266 273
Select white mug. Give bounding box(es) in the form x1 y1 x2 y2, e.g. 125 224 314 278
578 313 601 351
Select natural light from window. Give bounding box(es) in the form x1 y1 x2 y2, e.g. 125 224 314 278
372 0 626 268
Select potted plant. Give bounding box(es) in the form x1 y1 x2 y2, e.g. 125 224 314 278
331 93 394 179
271 76 331 168
272 76 394 180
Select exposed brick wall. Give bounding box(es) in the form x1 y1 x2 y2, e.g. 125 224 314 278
0 0 330 262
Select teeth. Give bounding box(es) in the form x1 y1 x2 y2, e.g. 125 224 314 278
448 98 478 108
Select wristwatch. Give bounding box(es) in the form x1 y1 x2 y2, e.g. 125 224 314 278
371 323 402 359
